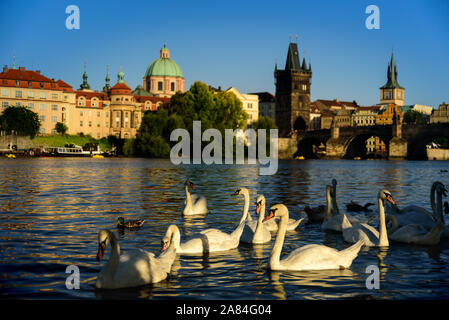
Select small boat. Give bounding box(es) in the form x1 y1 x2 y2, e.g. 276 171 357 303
5 154 16 158
40 143 103 157
295 156 305 160
92 154 104 159
354 157 361 160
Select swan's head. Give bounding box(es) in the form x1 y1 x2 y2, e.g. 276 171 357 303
434 181 447 197
263 204 288 222
332 179 337 186
185 179 195 190
233 187 248 196
116 217 125 227
255 195 265 214
96 229 110 261
379 189 395 205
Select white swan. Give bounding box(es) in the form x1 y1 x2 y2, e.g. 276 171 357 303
389 182 447 230
163 189 250 253
342 189 394 247
232 187 251 223
95 229 176 289
258 195 304 232
263 204 364 271
304 182 338 223
240 195 272 244
183 179 208 216
387 215 443 246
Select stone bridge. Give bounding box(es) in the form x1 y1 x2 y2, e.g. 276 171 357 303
293 123 449 160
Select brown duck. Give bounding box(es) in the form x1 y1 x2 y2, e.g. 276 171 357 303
116 217 145 229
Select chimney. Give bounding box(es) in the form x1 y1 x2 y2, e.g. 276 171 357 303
19 66 25 71
3 65 8 72
36 70 40 74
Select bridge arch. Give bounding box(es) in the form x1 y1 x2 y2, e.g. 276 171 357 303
343 133 390 159
293 116 307 131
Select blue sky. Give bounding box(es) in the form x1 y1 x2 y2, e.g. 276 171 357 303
1 0 448 107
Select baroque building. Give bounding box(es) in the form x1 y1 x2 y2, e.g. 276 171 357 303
274 40 312 136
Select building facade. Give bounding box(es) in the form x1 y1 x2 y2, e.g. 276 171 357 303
430 102 449 124
351 106 380 126
250 91 275 121
226 87 259 124
274 41 312 136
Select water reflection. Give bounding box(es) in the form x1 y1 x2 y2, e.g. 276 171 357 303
2 158 449 299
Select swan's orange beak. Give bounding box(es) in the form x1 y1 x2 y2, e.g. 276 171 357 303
256 203 261 214
190 183 195 190
161 240 168 252
263 210 275 222
386 194 395 205
96 242 105 261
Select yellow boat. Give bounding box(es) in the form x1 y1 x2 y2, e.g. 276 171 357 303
354 157 361 160
6 154 16 158
295 156 305 160
92 154 104 159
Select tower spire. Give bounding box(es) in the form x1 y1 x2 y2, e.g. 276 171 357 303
12 55 16 69
80 61 90 90
103 64 111 93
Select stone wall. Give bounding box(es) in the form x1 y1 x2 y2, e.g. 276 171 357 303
389 137 407 159
0 135 43 150
277 137 297 159
426 149 449 160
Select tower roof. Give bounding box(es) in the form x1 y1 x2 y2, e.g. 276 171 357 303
285 43 301 71
144 45 184 78
380 52 404 89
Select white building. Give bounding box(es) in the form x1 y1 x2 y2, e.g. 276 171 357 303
226 87 259 125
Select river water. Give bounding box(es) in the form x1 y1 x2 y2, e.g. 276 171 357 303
1 158 449 299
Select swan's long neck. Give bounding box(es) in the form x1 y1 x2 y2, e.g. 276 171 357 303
430 183 437 217
378 197 389 247
332 183 339 214
239 192 250 224
185 184 192 209
436 188 444 222
254 202 265 239
325 187 332 220
168 225 181 250
101 231 120 284
270 211 288 270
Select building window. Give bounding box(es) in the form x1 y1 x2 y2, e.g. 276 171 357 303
89 111 92 117
97 111 100 117
248 103 253 109
28 103 34 109
171 82 175 91
16 80 20 87
52 93 58 99
40 92 46 99
88 121 92 127
106 122 109 128
80 121 83 127
40 82 44 88
106 111 109 118
51 104 58 111
2 101 9 108
52 116 58 123
80 111 83 117
302 84 307 91
52 128 57 134
28 91 34 98
64 95 68 101
385 92 390 99
15 90 22 98
40 115 45 122
1 89 8 97
397 92 401 99
39 127 45 134
158 81 163 91
97 133 100 139
39 103 46 110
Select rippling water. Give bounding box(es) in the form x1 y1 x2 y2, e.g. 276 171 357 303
1 158 449 299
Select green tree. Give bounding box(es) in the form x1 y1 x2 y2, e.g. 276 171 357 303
55 122 68 135
0 105 40 138
251 116 277 131
404 110 426 124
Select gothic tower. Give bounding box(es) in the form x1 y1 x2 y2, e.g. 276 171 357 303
380 51 404 106
274 40 312 137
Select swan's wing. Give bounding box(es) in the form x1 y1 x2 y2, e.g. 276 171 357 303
200 228 235 251
390 224 428 243
281 244 340 270
192 194 208 213
394 211 435 229
112 249 155 288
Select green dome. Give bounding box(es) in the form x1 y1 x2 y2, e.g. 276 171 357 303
145 58 183 78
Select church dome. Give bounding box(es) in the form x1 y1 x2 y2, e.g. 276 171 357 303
144 45 184 78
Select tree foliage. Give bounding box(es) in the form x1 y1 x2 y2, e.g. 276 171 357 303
0 105 40 138
55 122 68 135
134 81 249 157
404 110 426 125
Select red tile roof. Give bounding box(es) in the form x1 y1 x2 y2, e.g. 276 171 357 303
0 66 67 92
110 82 132 95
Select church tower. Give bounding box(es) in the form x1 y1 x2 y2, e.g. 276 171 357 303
274 39 312 137
380 51 404 106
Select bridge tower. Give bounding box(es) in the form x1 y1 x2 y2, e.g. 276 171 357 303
274 39 312 137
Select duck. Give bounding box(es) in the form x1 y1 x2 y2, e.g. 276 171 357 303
263 204 364 271
95 229 176 289
386 215 443 246
258 195 304 232
183 179 209 216
116 217 145 229
342 189 395 247
346 201 375 212
240 195 272 244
